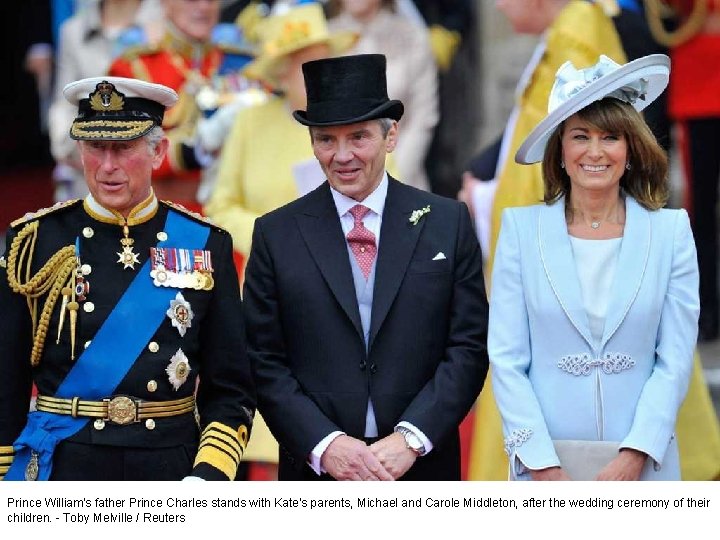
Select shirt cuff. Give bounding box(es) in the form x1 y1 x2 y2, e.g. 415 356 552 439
308 431 345 475
396 421 434 455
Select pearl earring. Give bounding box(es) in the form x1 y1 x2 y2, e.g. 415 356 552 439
560 161 565 169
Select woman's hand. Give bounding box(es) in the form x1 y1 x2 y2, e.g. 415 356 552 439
530 466 571 481
595 448 647 481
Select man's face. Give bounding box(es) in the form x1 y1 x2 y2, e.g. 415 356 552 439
311 120 397 202
340 0 382 21
496 0 546 35
79 137 168 216
164 0 220 42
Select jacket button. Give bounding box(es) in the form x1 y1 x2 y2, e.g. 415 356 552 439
370 363 377 374
359 360 366 370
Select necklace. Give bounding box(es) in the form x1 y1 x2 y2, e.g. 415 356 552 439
566 199 625 230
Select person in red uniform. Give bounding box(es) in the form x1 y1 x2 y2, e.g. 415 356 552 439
646 0 720 340
108 0 253 212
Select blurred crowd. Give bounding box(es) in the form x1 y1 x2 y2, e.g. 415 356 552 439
2 0 719 480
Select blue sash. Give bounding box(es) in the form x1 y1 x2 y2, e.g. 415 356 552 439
5 210 209 480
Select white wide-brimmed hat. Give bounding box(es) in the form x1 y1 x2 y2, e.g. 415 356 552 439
515 54 670 164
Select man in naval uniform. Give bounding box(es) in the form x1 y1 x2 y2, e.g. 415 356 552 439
0 76 255 481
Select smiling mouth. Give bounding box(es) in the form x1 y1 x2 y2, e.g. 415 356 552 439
581 165 609 172
335 169 360 178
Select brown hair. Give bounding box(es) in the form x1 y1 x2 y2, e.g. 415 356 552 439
542 98 669 210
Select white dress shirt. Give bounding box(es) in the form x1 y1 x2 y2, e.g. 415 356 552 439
308 173 433 474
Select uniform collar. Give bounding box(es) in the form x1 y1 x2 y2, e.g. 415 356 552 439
83 189 158 226
162 21 215 60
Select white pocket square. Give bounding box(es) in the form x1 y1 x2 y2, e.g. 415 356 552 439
432 252 447 261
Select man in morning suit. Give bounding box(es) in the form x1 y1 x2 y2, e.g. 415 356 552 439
243 54 489 481
0 77 254 481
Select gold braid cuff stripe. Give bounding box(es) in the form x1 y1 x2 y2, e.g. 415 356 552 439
193 422 245 479
199 431 242 463
0 447 13 479
71 120 154 139
203 421 246 453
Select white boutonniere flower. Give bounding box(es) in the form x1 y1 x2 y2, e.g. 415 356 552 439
408 205 431 226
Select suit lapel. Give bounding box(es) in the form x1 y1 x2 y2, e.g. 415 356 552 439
369 179 424 348
295 184 364 340
600 197 650 347
539 199 595 348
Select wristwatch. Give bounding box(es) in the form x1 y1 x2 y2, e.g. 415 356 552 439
395 426 426 456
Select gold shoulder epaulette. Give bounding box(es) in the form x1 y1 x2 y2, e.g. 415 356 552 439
161 201 227 233
10 199 81 229
119 42 161 60
217 42 255 57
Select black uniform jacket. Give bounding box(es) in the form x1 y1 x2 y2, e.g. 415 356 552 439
0 199 255 480
243 178 489 480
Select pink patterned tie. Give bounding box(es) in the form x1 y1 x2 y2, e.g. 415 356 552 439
347 204 377 279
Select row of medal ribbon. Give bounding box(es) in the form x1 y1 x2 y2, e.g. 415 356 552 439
149 247 214 290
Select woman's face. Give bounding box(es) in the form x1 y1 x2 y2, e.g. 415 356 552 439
277 43 331 110
560 114 628 196
340 0 383 22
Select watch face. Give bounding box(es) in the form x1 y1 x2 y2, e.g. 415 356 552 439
404 431 423 452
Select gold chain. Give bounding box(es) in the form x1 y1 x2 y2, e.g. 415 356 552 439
6 221 76 366
645 0 708 47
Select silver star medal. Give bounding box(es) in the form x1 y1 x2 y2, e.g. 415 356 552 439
166 292 194 337
117 245 140 270
166 348 192 390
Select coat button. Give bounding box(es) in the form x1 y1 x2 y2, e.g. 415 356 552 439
145 419 156 430
147 380 158 392
82 227 94 238
370 363 377 374
157 232 168 242
81 264 92 275
83 301 95 313
148 341 159 353
359 360 366 370
93 419 105 430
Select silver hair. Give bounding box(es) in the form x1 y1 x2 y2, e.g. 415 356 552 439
377 118 393 137
143 125 165 153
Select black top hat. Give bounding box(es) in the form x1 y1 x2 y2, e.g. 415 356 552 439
293 54 404 127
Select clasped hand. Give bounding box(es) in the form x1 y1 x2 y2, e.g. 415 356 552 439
321 433 417 481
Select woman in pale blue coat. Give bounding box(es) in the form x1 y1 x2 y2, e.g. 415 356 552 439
490 54 699 480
